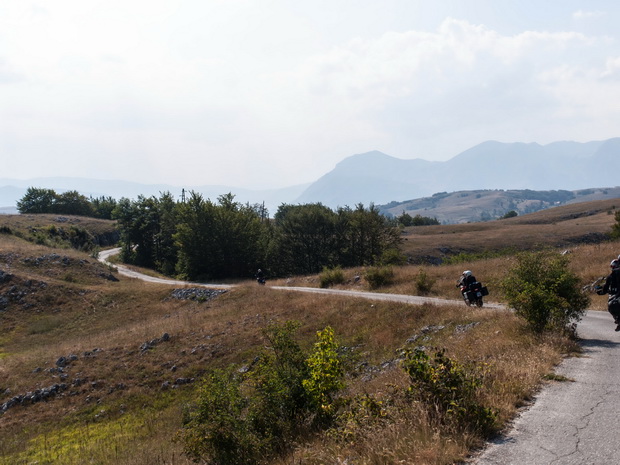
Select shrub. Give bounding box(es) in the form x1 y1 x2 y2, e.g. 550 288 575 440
414 268 436 295
303 326 344 417
364 266 394 289
319 266 346 288
380 247 407 265
611 210 620 239
180 367 256 465
501 250 590 334
402 348 496 434
179 321 345 465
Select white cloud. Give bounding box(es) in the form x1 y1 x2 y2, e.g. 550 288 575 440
573 10 605 20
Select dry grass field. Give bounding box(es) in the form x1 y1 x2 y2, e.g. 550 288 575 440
1 199 619 464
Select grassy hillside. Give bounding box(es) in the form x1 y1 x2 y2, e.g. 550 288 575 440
0 213 119 250
398 197 619 265
1 204 619 464
380 187 620 224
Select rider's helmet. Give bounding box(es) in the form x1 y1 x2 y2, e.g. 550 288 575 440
611 260 620 271
463 270 472 277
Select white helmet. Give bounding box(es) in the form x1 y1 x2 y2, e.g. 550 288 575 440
463 270 472 277
611 260 620 271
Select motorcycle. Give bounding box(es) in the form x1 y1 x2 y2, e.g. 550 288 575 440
460 281 488 307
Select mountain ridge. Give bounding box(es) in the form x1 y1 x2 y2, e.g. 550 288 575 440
296 138 620 207
2 138 619 215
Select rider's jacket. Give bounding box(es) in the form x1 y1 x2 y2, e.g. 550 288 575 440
458 275 477 290
603 269 620 296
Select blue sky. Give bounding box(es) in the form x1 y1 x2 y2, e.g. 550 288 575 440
2 1 620 189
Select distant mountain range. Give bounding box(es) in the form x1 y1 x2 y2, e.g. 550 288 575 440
2 138 619 216
296 138 620 208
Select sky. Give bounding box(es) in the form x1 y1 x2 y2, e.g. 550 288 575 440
2 0 620 190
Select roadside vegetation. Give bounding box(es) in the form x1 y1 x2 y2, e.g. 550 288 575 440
0 198 619 464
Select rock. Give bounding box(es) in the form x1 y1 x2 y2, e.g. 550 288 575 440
169 288 227 302
0 270 12 283
0 383 68 415
140 333 172 352
174 378 194 385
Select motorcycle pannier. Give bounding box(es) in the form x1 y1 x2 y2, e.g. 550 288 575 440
480 286 489 296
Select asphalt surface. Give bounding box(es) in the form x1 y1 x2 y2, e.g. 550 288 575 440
473 310 620 465
100 248 618 464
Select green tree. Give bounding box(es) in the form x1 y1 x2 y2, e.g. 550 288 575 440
174 192 266 280
153 192 178 275
337 204 401 267
16 187 57 213
90 196 118 219
111 197 139 263
174 192 219 280
212 193 266 278
271 203 339 275
501 250 590 333
398 212 440 226
54 190 94 216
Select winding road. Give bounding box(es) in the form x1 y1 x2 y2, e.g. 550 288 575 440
99 248 617 464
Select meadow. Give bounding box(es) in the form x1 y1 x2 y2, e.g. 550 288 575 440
0 199 618 464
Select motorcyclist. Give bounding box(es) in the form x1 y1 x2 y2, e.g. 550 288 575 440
597 259 620 331
457 270 477 290
456 270 478 303
255 268 265 285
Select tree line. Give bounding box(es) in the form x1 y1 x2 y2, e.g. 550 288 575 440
17 187 452 280
111 191 402 280
17 187 117 219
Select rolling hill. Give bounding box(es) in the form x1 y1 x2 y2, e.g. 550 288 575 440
379 186 620 224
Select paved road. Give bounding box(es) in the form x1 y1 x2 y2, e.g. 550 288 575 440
474 310 620 465
101 248 618 464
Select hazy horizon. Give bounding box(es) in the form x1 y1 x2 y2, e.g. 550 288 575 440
3 1 620 190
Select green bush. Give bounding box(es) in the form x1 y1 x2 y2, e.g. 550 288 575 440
501 250 590 334
364 266 394 289
180 367 256 464
303 326 344 416
414 268 436 295
611 210 620 239
179 321 345 465
319 266 346 288
380 247 407 265
403 348 496 434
